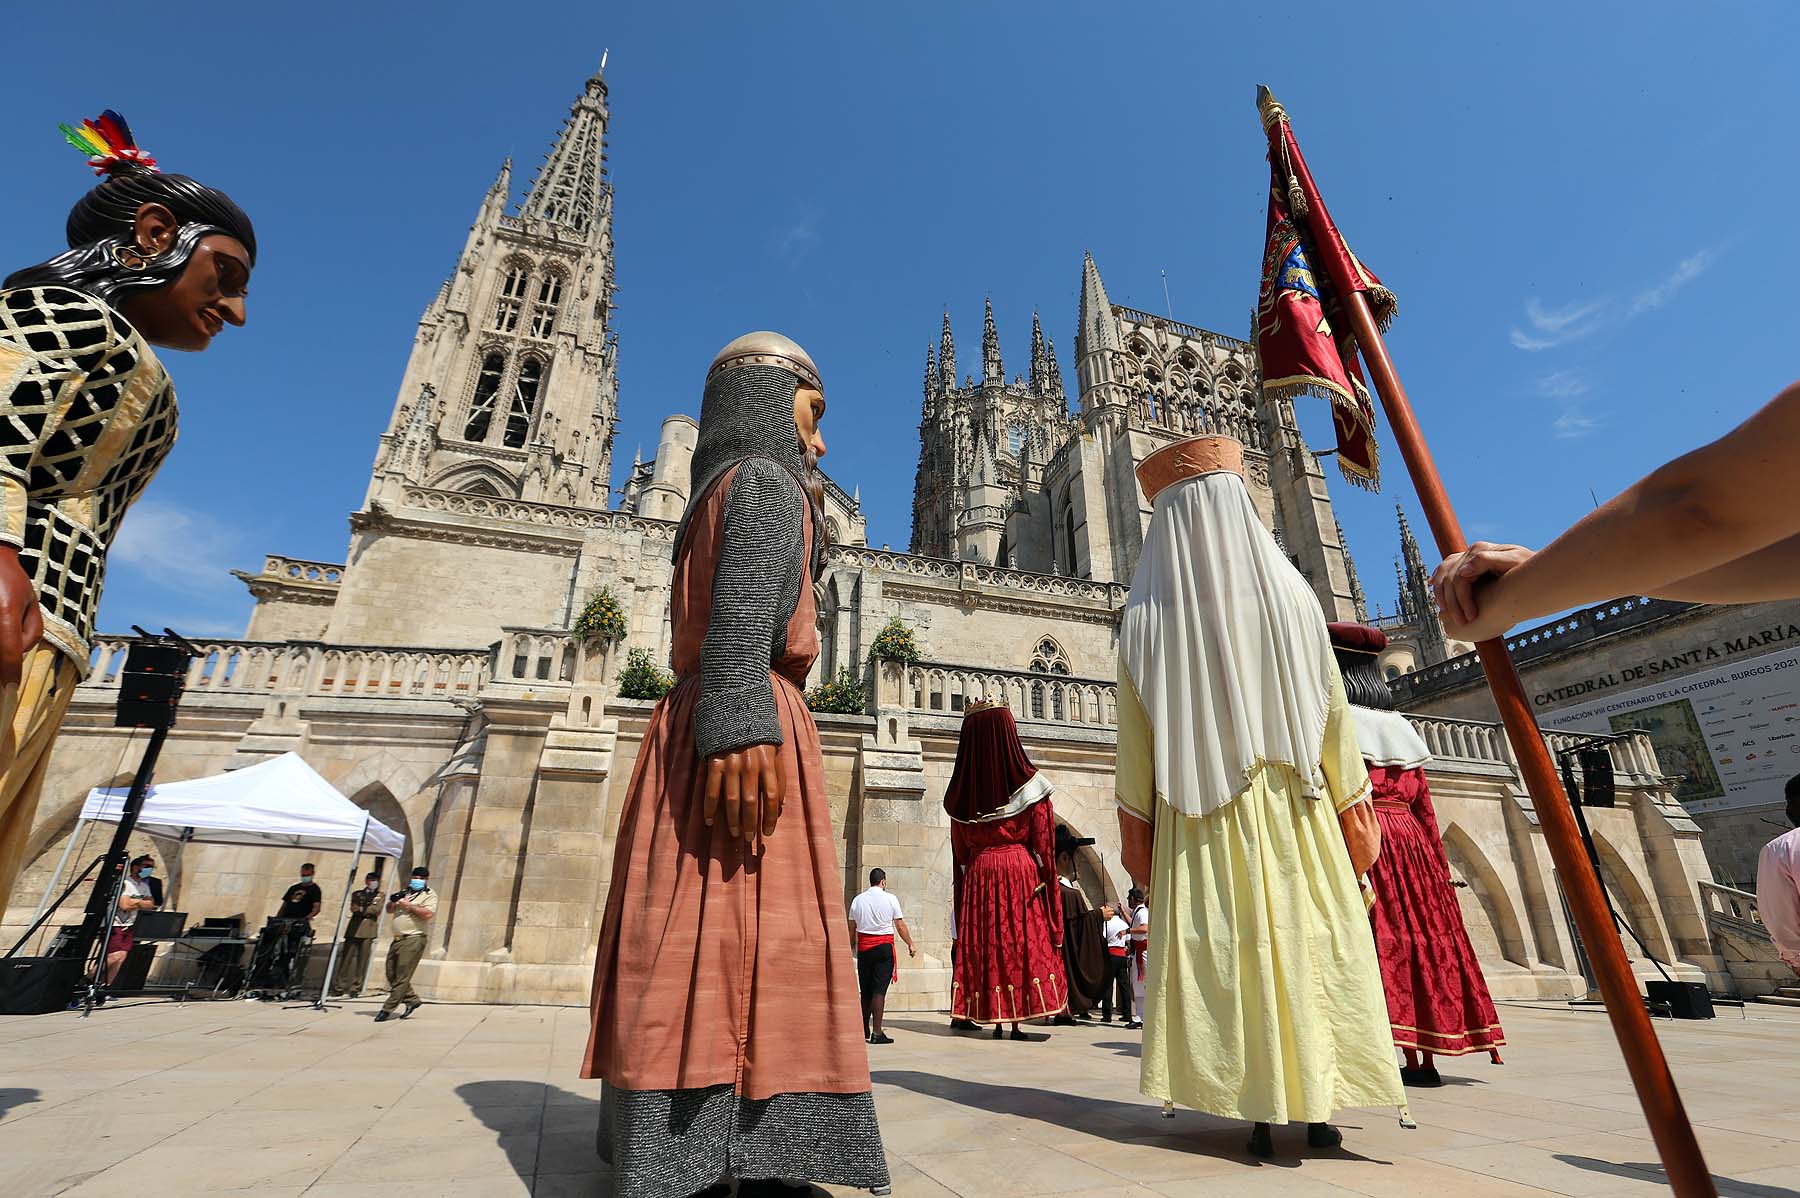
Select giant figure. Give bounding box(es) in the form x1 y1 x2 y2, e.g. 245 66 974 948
1115 434 1405 1159
945 700 1066 1037
0 111 254 908
583 333 889 1198
1328 621 1505 1085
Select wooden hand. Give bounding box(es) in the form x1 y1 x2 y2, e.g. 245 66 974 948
0 548 43 689
703 744 786 841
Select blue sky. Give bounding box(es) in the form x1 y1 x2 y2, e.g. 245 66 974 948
2 2 1794 642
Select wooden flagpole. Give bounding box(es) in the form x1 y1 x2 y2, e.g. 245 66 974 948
1257 87 1715 1198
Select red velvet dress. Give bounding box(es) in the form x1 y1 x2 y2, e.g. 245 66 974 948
1357 707 1506 1057
951 796 1067 1024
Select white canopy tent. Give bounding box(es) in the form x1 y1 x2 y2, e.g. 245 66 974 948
37 753 406 1003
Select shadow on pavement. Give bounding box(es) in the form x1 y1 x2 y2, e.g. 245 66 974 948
0 1087 40 1121
1556 1154 1800 1198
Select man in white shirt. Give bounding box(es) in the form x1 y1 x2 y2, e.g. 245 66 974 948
1756 778 1800 977
848 868 916 1044
1127 888 1150 1031
1100 903 1133 1025
104 859 159 988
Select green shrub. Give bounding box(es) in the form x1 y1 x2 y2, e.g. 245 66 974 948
867 617 922 665
572 587 628 646
806 668 868 715
617 647 674 700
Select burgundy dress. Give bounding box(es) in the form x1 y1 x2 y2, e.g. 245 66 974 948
945 705 1066 1024
1356 707 1506 1057
952 798 1066 1022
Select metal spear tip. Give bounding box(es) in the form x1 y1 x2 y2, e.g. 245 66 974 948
1256 85 1287 129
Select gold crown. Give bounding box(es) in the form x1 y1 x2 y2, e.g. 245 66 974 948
964 698 1008 716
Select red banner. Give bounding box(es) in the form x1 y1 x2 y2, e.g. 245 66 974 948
1255 99 1394 491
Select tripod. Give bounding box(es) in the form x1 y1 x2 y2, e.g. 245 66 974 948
74 722 172 1015
2 854 106 961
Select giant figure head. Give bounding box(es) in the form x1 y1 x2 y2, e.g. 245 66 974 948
676 330 830 570
4 110 255 352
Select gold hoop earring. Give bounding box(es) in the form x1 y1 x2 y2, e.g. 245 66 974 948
110 243 157 271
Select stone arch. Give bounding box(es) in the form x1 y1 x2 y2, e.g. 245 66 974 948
1590 831 1675 965
7 774 156 927
1052 816 1109 910
1440 824 1529 968
428 460 520 497
347 782 413 884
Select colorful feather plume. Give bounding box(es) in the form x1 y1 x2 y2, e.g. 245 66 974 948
59 110 158 176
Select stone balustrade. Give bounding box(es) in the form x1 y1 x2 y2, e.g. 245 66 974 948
258 555 343 586
493 627 579 685
82 637 488 701
901 660 1118 727
1701 880 1767 939
1391 596 1699 703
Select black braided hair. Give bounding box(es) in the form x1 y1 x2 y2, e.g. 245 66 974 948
4 162 255 305
1333 646 1398 711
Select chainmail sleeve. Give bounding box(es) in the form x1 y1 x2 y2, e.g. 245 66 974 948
692 457 806 760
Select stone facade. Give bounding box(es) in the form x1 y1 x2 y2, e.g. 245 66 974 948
1 64 1733 1010
1395 596 1800 888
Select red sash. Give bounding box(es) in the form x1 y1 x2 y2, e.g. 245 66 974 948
858 932 898 982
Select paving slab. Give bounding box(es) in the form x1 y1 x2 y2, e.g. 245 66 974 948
3 997 1799 1196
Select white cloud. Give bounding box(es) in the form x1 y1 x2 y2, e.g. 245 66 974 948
109 501 245 599
1510 299 1608 351
776 207 821 264
1534 370 1600 439
1510 247 1719 352
1552 409 1601 440
1628 249 1717 316
1536 370 1591 400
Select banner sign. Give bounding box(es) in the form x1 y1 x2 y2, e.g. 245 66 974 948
1541 646 1800 814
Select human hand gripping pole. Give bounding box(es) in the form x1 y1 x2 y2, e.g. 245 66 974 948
1255 84 1713 1197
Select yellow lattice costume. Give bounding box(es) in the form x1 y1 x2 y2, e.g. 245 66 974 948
0 286 176 908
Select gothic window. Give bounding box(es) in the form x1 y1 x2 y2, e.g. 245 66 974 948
1030 637 1072 676
1385 665 1402 681
529 273 564 339
504 358 546 448
463 351 506 441
493 266 529 332
1007 422 1025 458
1062 505 1077 575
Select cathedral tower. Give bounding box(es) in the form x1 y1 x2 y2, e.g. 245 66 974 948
367 67 620 510
910 301 1073 563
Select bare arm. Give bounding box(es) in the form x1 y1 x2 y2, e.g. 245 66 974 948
1647 531 1800 603
895 916 916 957
1434 381 1800 641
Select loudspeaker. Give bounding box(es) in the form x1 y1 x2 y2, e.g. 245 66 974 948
0 956 81 1015
1646 980 1714 1020
1578 746 1616 808
114 642 190 729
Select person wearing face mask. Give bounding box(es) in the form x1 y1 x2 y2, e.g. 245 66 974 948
276 863 323 924
375 867 436 1022
332 871 383 999
131 854 164 910
100 855 161 992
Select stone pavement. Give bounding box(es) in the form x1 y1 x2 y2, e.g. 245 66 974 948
3 998 1800 1197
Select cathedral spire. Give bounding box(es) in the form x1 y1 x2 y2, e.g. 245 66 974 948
1029 310 1051 395
1077 251 1122 357
1337 517 1368 622
1045 335 1065 399
939 311 956 392
923 343 938 410
522 66 611 240
1397 504 1449 664
983 297 1003 385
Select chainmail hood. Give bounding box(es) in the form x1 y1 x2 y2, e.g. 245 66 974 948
674 332 828 573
